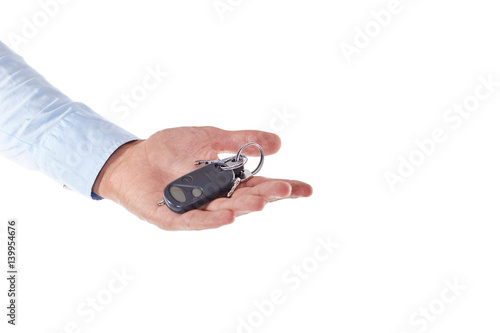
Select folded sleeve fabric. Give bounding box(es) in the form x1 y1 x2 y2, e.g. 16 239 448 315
0 41 139 199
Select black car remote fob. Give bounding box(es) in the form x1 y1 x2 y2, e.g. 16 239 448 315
163 163 235 213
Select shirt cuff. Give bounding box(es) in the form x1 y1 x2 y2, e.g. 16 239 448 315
36 102 139 199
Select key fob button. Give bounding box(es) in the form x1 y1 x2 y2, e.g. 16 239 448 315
192 188 203 197
169 186 187 203
182 176 193 184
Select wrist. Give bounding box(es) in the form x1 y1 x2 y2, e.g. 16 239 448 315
92 140 143 200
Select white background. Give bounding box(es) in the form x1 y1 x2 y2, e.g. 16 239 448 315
1 0 500 332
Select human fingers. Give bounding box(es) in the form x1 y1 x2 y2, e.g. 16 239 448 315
204 127 282 156
204 179 294 213
240 177 314 199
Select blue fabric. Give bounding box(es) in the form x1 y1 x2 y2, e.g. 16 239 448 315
0 41 139 199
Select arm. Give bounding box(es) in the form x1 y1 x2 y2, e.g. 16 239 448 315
0 41 313 230
0 41 138 199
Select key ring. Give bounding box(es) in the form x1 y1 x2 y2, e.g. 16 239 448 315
235 142 264 176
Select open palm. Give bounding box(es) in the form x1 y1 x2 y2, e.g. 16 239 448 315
93 126 313 230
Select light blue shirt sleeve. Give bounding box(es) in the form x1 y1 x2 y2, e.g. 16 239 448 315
0 41 139 199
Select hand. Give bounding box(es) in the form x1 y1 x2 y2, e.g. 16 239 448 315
92 126 313 230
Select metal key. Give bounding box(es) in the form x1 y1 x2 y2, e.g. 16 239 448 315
195 154 247 178
158 142 264 213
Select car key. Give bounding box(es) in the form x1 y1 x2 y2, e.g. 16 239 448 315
158 142 265 214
